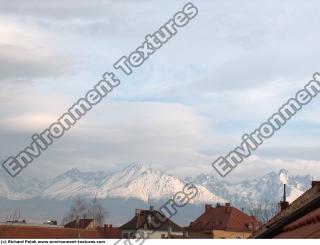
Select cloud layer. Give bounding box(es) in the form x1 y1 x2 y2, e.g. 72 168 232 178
1 0 320 181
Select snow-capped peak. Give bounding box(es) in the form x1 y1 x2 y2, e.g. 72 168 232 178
0 165 313 207
123 162 148 172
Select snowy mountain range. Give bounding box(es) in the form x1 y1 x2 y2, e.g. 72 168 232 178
0 163 315 225
188 169 313 207
0 163 313 206
0 163 225 204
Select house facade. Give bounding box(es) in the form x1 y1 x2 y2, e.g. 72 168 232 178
119 207 184 239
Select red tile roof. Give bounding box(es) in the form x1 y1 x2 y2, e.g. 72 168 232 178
0 225 105 239
274 207 320 238
64 219 94 229
253 181 320 238
189 203 259 233
104 225 121 239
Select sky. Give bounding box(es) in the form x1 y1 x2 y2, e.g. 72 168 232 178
0 0 320 182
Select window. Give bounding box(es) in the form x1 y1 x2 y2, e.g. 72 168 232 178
235 236 242 239
123 233 129 238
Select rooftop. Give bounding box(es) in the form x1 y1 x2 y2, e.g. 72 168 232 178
120 208 183 232
189 203 259 233
253 180 320 238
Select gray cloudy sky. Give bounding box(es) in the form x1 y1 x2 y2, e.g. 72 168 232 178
0 0 320 182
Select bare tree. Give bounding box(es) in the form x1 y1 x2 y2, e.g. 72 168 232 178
62 196 107 227
245 199 278 224
0 210 20 238
62 196 88 225
88 196 108 227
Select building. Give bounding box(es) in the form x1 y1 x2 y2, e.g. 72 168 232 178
188 203 260 239
0 223 105 239
104 224 121 238
0 220 121 239
253 181 320 238
119 206 184 239
64 218 96 229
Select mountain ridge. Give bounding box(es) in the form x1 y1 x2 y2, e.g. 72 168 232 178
0 163 313 207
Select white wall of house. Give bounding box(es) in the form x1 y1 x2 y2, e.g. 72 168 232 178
122 229 183 239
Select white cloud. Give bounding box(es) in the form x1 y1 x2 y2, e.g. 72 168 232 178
0 18 74 81
0 0 320 181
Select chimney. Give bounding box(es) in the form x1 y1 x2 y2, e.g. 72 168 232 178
183 228 188 238
312 181 320 188
279 201 289 211
225 203 231 214
104 224 113 230
135 209 141 217
279 184 289 211
205 204 212 212
76 215 80 229
104 224 112 238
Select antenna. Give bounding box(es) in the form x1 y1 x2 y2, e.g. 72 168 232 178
148 194 152 209
283 184 287 202
13 209 17 221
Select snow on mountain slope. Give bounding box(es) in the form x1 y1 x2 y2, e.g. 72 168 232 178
0 170 45 200
191 169 313 206
101 167 225 204
98 163 149 192
39 163 225 204
40 163 150 200
0 163 313 207
40 168 108 199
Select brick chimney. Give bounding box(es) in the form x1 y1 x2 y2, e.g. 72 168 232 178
104 224 114 238
279 201 289 211
279 184 289 211
225 203 231 214
312 181 320 188
205 204 212 212
135 209 141 217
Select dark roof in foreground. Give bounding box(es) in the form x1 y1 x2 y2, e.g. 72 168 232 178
275 207 320 238
119 208 183 232
253 181 320 238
